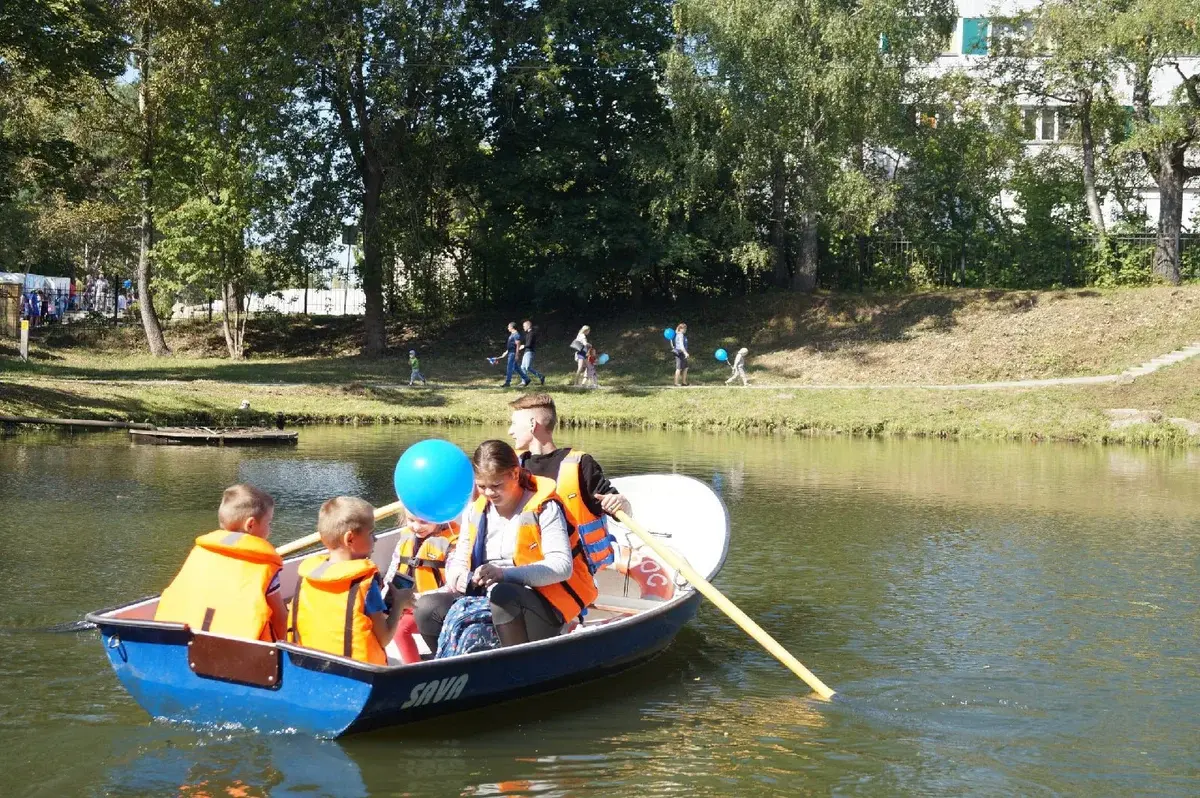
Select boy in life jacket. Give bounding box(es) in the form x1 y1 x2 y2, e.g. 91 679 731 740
507 393 630 571
381 509 459 663
288 497 404 664
155 484 286 641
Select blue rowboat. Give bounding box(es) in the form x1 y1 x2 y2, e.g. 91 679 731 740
87 475 729 737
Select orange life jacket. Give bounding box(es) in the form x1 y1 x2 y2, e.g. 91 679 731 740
154 530 283 641
389 523 459 593
288 555 387 665
460 474 599 623
554 450 616 570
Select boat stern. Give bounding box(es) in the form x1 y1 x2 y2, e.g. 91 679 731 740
88 601 374 737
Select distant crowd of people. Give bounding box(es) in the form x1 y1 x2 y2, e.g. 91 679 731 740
15 275 136 327
401 317 751 389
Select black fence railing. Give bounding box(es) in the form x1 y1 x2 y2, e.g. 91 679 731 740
819 233 1200 290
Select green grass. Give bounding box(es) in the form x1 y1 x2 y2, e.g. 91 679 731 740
3 357 1199 445
5 285 1200 388
2 285 1199 445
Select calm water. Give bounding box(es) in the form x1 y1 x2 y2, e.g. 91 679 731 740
1 426 1198 797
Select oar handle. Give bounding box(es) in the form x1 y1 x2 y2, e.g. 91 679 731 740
274 500 407 557
613 509 836 700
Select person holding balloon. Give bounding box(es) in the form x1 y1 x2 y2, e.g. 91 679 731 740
665 323 689 386
725 347 750 386
569 326 591 386
413 440 599 650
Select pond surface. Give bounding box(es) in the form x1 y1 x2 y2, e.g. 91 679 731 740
1 426 1198 796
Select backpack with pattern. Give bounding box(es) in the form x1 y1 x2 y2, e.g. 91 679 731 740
435 596 501 658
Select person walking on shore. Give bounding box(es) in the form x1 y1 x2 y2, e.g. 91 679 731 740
726 347 749 386
408 349 427 385
672 323 690 386
490 322 529 388
520 319 545 385
570 326 590 386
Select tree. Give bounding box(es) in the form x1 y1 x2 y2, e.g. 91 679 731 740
1111 0 1200 284
290 0 481 356
889 74 1026 286
990 0 1123 246
0 0 124 272
673 0 955 291
470 0 672 307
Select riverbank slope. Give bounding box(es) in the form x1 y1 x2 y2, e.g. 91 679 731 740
3 286 1199 444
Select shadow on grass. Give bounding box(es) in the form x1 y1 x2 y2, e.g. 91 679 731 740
0 382 159 421
347 385 450 408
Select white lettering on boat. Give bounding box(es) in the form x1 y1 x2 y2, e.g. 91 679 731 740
401 674 469 709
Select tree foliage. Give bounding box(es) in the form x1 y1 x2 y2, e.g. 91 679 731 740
5 0 1199 359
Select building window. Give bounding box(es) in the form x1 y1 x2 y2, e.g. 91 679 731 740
1022 107 1074 142
962 18 990 55
1040 108 1055 140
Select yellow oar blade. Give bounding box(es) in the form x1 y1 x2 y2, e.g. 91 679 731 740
613 509 835 700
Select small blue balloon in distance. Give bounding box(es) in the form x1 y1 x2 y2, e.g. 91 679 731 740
715 348 728 362
598 353 610 365
123 279 132 289
663 327 676 341
393 439 474 524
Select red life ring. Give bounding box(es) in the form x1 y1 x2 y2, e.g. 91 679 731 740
610 546 675 600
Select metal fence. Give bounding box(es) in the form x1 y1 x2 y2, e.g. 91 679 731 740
0 287 131 338
819 233 1200 290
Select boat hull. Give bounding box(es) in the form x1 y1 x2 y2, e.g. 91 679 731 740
88 592 701 737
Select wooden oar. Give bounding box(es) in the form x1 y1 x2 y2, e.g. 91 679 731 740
274 499 406 557
613 509 836 700
50 499 408 633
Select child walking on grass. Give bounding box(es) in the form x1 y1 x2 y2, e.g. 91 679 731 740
726 347 749 386
585 345 599 389
408 350 427 385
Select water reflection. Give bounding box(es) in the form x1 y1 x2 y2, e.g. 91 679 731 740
2 427 1199 796
100 734 367 798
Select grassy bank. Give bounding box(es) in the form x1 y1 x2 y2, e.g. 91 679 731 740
5 285 1200 387
2 286 1199 445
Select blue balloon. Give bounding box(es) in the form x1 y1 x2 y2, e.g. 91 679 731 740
598 353 610 365
123 279 132 289
393 439 474 523
715 348 728 362
663 327 676 341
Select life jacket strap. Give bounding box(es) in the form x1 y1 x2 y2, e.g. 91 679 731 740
342 576 367 659
288 573 303 644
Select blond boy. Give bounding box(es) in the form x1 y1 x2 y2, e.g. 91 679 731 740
289 497 403 663
155 484 287 641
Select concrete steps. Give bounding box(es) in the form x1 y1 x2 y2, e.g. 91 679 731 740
1120 342 1200 378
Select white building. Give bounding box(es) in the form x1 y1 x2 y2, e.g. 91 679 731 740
929 1 1200 227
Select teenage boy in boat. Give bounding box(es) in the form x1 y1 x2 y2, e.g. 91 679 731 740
381 508 459 663
508 393 630 570
155 484 287 641
414 440 598 648
288 497 405 664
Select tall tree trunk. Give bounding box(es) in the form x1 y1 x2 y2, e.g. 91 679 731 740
361 164 386 355
221 281 242 359
1153 147 1185 285
1133 62 1184 285
793 213 819 292
1078 92 1106 240
769 151 789 287
135 19 170 357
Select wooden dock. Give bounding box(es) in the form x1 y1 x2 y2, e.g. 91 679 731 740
128 427 298 446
